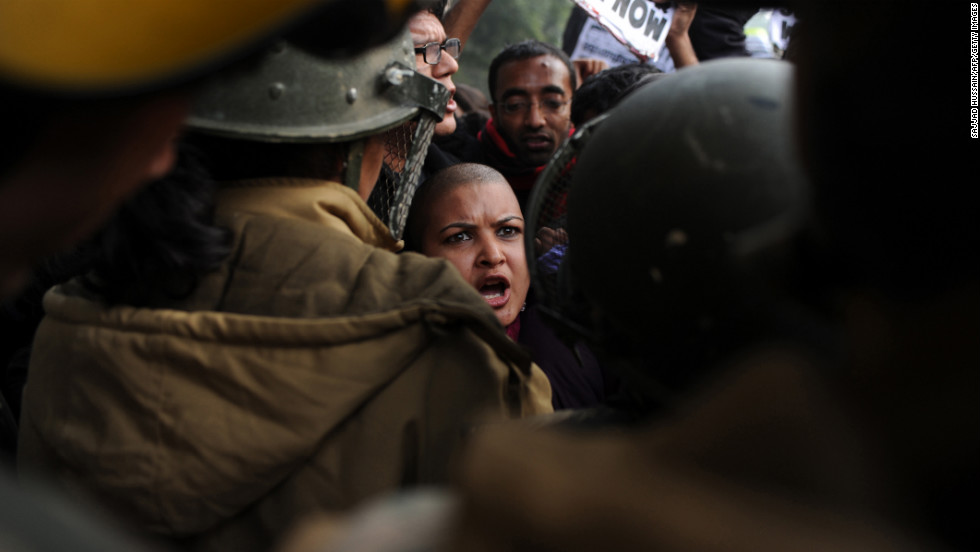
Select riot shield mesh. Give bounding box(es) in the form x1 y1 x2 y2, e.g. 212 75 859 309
368 112 437 240
524 114 608 338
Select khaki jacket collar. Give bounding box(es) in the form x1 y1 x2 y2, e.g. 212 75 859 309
216 178 402 252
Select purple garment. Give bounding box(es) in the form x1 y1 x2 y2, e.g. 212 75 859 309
537 244 567 276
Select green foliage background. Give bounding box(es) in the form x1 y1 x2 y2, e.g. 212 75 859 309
453 0 574 98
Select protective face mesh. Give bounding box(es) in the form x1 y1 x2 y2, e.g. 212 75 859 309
524 114 608 338
367 112 437 240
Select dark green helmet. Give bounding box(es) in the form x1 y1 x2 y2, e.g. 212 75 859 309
186 27 447 142
186 26 449 239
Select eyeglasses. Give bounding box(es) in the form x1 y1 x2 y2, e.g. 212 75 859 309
500 98 569 116
414 38 461 65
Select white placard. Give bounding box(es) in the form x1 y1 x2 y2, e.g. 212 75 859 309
769 9 797 53
570 0 674 62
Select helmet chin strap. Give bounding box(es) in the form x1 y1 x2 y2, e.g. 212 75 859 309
343 139 365 194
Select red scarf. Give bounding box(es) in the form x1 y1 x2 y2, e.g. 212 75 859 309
478 119 574 191
479 118 519 158
505 314 521 341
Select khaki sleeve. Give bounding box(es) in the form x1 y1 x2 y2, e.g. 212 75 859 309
523 362 554 415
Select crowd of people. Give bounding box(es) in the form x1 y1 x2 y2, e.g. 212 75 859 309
0 0 975 551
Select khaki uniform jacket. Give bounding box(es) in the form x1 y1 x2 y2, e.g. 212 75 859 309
18 179 552 552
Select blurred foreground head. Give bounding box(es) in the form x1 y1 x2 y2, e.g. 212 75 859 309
0 0 428 95
0 0 437 297
553 58 807 395
790 1 977 299
792 2 977 543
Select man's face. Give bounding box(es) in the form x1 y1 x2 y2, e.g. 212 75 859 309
491 55 573 167
409 11 458 137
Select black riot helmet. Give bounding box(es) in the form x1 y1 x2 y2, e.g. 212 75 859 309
527 58 810 397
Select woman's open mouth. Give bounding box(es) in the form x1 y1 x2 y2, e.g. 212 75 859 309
479 276 511 308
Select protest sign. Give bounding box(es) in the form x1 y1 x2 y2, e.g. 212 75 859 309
569 0 674 62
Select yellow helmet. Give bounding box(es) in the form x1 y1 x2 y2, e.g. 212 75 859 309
0 0 422 95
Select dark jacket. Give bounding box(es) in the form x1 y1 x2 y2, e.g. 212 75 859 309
517 303 612 410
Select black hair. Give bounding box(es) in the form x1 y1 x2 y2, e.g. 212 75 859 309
454 82 490 119
286 0 439 60
84 132 353 307
570 63 662 127
427 0 448 20
82 142 233 306
183 132 347 183
487 40 577 103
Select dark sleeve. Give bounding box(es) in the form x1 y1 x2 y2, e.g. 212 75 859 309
561 6 590 56
432 120 485 165
688 7 757 60
421 142 460 183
